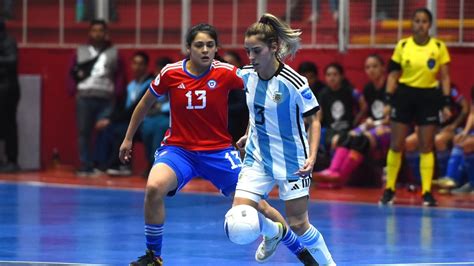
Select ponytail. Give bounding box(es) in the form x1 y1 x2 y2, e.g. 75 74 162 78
246 13 301 60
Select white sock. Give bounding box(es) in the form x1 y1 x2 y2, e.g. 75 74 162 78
298 224 335 265
258 212 279 238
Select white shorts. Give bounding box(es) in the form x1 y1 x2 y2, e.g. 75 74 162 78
235 166 311 202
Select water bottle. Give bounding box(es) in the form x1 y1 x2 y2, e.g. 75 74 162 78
52 148 61 168
76 0 85 22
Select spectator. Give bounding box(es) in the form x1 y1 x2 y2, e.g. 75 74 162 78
439 85 474 193
297 61 325 99
223 51 249 144
67 19 125 176
136 56 173 176
317 63 367 153
315 54 389 187
92 51 156 176
0 19 19 172
1 0 14 20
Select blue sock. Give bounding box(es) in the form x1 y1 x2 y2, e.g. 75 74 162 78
145 223 163 256
446 146 464 184
282 229 305 255
405 152 421 183
436 150 450 178
464 153 474 185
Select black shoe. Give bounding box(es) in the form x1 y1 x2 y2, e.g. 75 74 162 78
379 188 395 205
297 248 319 266
422 192 437 207
130 250 163 266
75 166 96 177
0 162 19 173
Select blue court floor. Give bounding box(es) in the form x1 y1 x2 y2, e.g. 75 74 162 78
1 181 474 266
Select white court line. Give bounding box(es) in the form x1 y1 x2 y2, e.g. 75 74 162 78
370 262 474 265
0 261 105 266
1 179 474 212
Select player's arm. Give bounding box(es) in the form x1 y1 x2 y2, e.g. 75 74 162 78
353 92 368 127
383 62 401 119
296 111 321 176
236 123 250 150
462 104 474 133
119 90 156 163
439 64 452 120
449 96 469 130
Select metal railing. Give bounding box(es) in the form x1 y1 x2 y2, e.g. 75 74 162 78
3 0 473 50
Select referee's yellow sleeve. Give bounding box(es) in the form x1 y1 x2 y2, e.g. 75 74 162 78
439 41 451 65
391 40 403 64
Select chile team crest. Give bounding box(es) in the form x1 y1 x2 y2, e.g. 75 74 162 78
207 79 217 89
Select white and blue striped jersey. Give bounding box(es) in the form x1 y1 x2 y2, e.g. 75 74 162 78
238 63 320 180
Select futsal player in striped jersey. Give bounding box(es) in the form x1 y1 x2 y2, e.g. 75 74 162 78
119 23 316 266
226 13 336 265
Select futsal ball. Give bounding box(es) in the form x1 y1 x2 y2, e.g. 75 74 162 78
224 205 261 245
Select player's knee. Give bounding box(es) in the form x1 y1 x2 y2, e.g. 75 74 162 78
434 138 448 151
224 205 261 245
145 182 168 200
288 219 309 235
256 200 272 216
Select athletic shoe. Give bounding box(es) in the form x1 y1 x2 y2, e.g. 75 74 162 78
255 222 285 262
451 183 473 194
314 169 341 182
297 248 319 266
436 177 457 188
379 188 395 205
106 166 132 176
75 166 97 177
129 250 163 266
422 192 437 207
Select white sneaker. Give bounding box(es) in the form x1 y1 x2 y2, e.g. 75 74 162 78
255 222 285 263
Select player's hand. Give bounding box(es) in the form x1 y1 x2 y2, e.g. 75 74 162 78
119 139 133 164
236 135 248 151
455 131 468 143
442 106 452 122
294 157 316 177
363 118 375 130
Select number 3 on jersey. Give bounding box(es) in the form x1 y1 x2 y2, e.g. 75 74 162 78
254 105 265 125
186 90 207 109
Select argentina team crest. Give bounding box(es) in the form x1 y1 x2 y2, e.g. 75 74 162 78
272 92 282 103
207 79 217 89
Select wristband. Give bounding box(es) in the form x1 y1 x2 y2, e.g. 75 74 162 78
443 95 452 108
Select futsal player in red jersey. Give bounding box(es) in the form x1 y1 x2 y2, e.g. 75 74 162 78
119 23 316 266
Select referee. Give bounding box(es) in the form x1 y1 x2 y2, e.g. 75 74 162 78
379 8 452 207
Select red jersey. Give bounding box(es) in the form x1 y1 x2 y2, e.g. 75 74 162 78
149 59 244 151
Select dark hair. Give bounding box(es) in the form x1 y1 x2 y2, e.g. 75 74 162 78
471 85 474 99
246 13 301 60
367 54 384 66
185 23 219 47
0 19 5 33
325 62 344 76
90 19 107 29
133 51 150 65
298 61 318 76
155 56 173 69
413 8 433 25
224 51 242 66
